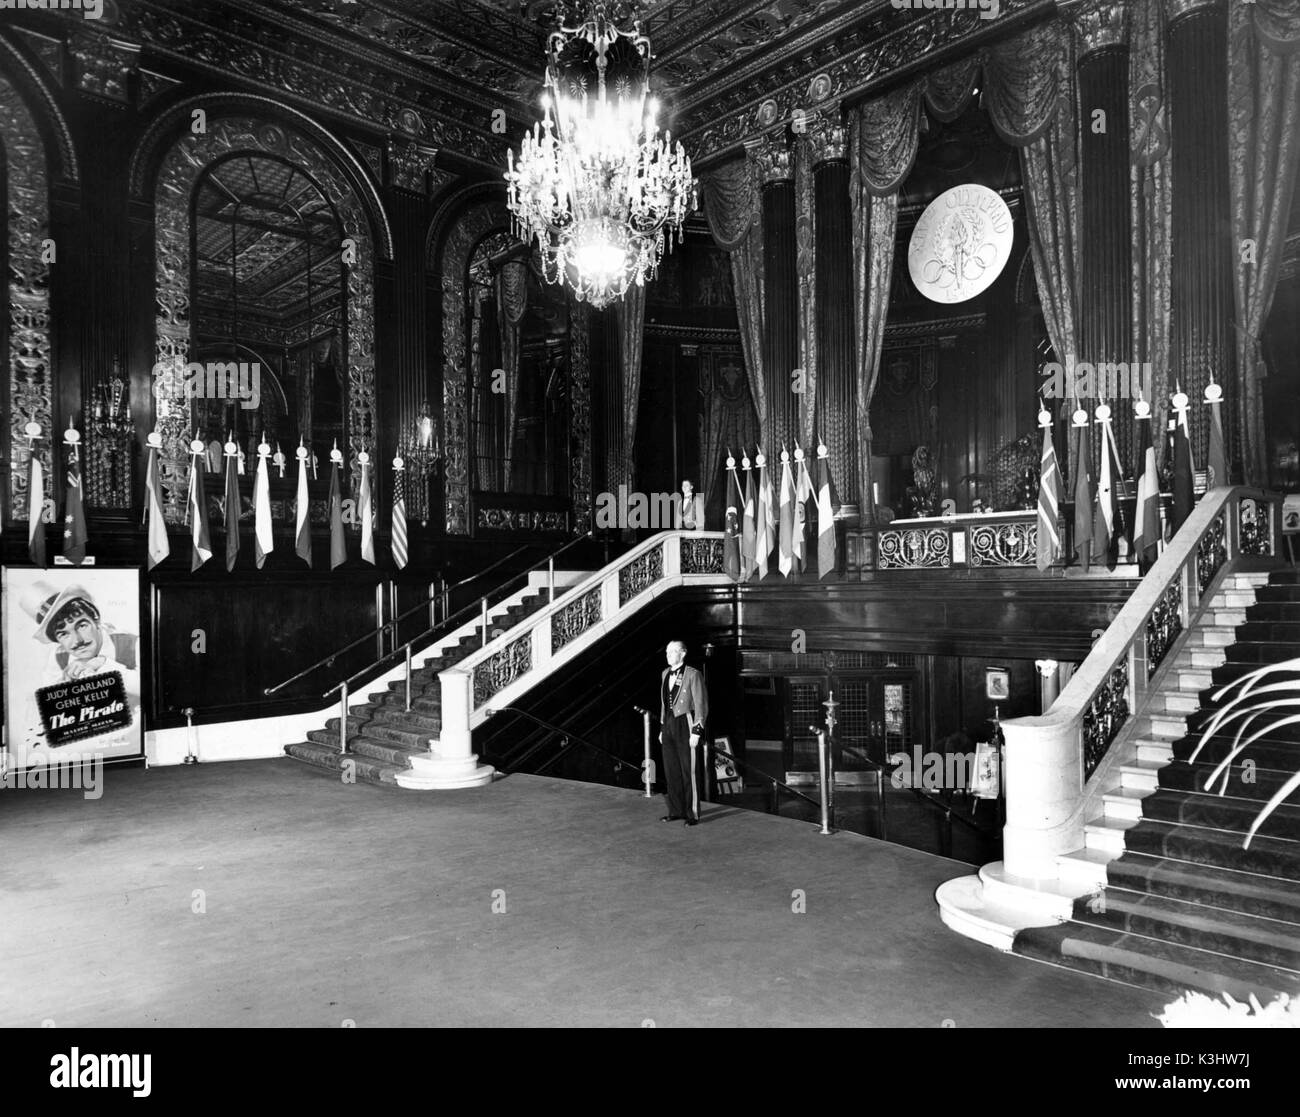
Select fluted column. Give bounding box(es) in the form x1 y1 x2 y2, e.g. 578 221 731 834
1073 0 1135 469
755 131 798 453
1166 0 1234 473
809 108 859 513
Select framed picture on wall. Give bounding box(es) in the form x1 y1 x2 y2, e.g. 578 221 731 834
985 666 1010 702
2 567 144 772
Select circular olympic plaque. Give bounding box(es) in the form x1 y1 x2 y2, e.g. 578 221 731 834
907 183 1014 305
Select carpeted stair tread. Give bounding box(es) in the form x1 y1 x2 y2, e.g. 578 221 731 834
1105 851 1300 924
347 738 425 767
1121 816 1300 878
283 741 403 785
1073 887 1300 972
1171 732 1298 770
1156 759 1300 803
1231 620 1300 642
1013 920 1300 1000
1136 788 1300 841
353 722 432 749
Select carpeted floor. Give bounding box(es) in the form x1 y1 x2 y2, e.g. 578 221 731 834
0 760 1168 1027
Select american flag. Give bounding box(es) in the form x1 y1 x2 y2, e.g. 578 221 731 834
391 465 408 570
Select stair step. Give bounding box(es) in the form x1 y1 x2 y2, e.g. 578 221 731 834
1121 817 1300 878
356 723 433 749
1179 647 1228 669
1013 919 1300 1001
1105 850 1300 925
348 737 425 767
1215 590 1257 609
283 741 403 785
1137 788 1300 842
1227 641 1300 664
1155 758 1299 803
1136 739 1175 764
1119 760 1166 793
1102 787 1149 823
1174 669 1215 692
1084 816 1138 855
1075 887 1300 974
1172 733 1300 771
1232 620 1300 642
1192 627 1237 647
1140 713 1189 740
1160 692 1202 715
369 706 442 732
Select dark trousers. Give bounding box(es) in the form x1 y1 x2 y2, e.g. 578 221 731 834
662 713 698 820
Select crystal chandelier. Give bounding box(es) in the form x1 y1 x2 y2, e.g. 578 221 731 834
505 0 694 310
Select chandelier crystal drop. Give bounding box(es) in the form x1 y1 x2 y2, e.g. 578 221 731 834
505 0 695 310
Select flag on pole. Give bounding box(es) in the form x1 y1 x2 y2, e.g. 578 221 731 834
253 437 274 570
358 451 375 565
793 444 813 572
1072 410 1093 573
1171 389 1195 534
777 447 795 577
62 429 88 566
329 442 346 570
391 457 409 570
295 439 311 565
740 452 756 581
1092 405 1120 571
1035 404 1061 572
223 434 240 572
1133 400 1161 573
816 441 837 580
26 428 46 568
188 438 213 572
755 449 772 579
144 433 170 570
1206 381 1228 490
723 506 741 582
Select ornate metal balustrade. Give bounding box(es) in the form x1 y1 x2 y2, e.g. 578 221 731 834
551 588 602 653
681 538 726 574
969 520 1037 568
847 511 1049 574
619 547 666 604
877 526 951 570
998 487 1284 882
473 634 532 707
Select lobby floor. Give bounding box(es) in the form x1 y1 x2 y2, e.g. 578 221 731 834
0 760 1168 1027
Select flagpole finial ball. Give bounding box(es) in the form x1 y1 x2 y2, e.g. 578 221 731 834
779 448 790 463
726 454 736 469
1134 399 1151 420
1204 382 1223 404
64 428 81 444
1072 408 1089 428
1095 403 1112 423
224 440 238 455
755 451 766 467
296 445 309 460
1172 391 1189 411
742 454 751 469
393 456 405 471
24 422 41 439
357 450 370 466
190 439 205 454
258 441 271 456
817 442 829 458
330 449 344 464
147 432 163 449
794 446 805 463
1037 408 1053 428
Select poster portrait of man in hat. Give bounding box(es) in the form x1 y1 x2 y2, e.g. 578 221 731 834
3 570 142 767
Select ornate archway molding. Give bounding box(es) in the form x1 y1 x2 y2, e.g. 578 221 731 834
144 109 385 519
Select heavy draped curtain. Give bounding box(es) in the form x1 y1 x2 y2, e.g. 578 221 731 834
1228 0 1300 484
701 158 767 440
614 282 646 487
496 259 528 488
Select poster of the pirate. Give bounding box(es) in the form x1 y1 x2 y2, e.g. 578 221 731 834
3 569 143 771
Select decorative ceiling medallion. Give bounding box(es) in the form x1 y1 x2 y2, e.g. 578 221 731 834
907 184 1013 305
807 72 833 104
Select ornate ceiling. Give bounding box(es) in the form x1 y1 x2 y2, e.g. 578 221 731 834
28 0 1056 169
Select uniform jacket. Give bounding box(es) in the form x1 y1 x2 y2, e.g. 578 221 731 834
661 664 708 729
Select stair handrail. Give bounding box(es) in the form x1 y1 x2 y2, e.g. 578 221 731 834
484 706 647 779
264 532 598 700
998 484 1284 880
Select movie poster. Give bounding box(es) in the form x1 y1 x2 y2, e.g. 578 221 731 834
2 568 143 770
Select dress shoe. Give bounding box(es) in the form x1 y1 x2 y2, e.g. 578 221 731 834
683 818 699 827
660 815 683 822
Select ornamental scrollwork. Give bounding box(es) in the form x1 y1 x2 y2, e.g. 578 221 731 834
153 116 377 522
1237 498 1270 557
968 522 1037 567
2 74 53 521
551 588 602 654
681 538 726 575
877 527 951 570
1083 664 1130 782
472 635 533 708
1196 511 1228 593
1146 582 1183 679
619 548 665 605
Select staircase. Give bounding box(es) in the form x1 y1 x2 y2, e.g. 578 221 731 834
1012 569 1300 1000
283 584 560 785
